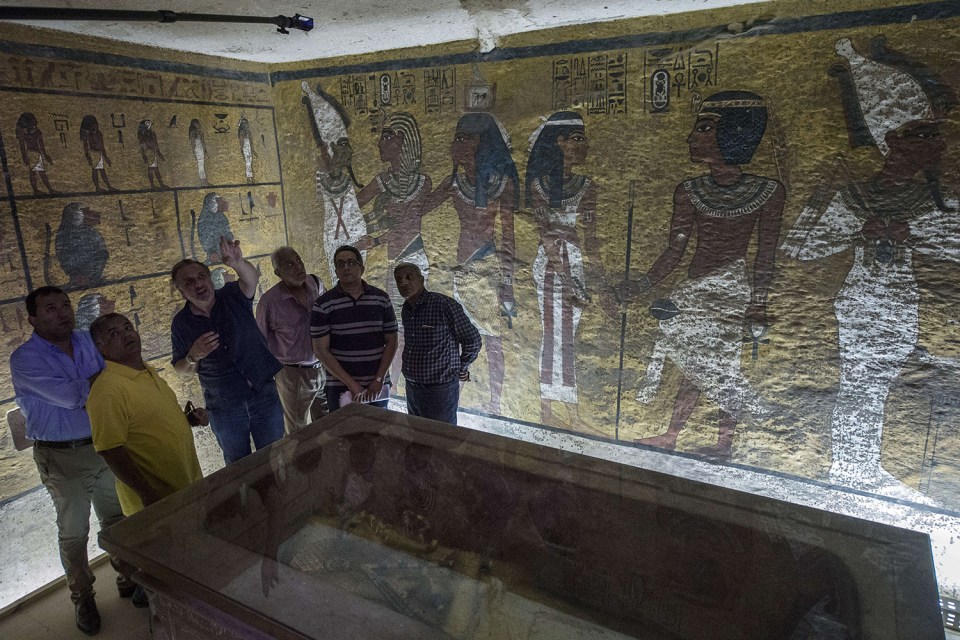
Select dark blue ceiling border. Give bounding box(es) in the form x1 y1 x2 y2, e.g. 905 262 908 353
270 0 959 84
0 38 270 84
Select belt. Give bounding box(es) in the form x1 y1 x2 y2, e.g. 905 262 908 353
285 362 322 369
406 379 457 388
34 437 94 449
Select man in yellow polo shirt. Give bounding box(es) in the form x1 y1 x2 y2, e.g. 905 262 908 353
86 313 203 516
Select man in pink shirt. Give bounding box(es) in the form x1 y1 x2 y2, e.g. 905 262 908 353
256 246 327 432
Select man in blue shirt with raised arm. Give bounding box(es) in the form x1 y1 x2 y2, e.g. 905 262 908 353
10 286 135 636
170 236 284 464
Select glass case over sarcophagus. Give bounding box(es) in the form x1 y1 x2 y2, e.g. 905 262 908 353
100 404 945 639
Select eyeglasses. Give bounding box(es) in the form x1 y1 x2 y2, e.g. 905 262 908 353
335 259 360 269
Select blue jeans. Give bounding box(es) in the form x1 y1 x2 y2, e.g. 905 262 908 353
406 379 460 425
325 387 389 412
208 382 285 464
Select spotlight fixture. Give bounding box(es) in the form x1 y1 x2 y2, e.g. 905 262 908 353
0 8 314 35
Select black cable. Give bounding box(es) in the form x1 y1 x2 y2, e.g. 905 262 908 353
0 8 313 34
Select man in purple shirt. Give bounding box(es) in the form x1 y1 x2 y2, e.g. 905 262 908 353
9 286 135 636
256 246 327 432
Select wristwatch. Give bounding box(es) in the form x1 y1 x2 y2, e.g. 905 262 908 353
186 354 198 365
375 375 384 383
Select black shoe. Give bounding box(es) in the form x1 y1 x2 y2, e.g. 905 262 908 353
75 596 101 635
132 585 149 608
117 582 136 598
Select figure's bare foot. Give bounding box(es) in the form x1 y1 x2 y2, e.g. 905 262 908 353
634 432 678 450
690 443 732 459
690 430 733 459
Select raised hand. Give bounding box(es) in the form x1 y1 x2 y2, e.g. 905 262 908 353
219 236 243 267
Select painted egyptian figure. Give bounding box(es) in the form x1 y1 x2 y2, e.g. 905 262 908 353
627 92 785 458
356 112 432 306
526 111 609 429
137 119 166 189
420 112 519 414
302 81 367 281
238 115 254 184
189 119 210 186
16 112 55 195
781 37 959 501
80 115 113 192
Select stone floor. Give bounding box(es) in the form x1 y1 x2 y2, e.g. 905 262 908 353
0 560 151 639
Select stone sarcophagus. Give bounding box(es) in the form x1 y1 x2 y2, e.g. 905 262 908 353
100 404 945 639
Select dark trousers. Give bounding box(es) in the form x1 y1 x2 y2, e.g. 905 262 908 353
406 379 460 425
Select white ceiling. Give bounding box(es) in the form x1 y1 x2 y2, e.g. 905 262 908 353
0 0 766 63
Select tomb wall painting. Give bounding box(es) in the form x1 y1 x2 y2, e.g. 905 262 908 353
0 1 959 519
272 0 960 512
0 26 286 498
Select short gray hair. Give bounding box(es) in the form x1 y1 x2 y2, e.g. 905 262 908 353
393 262 422 278
270 246 298 270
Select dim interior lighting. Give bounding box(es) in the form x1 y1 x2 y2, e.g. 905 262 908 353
0 8 314 35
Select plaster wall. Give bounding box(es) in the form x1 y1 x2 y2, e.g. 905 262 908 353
1 0 960 615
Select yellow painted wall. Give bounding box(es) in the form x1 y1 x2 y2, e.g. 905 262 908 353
273 0 960 509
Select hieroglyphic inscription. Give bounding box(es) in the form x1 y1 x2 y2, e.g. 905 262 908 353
339 71 419 117
0 56 271 105
643 44 720 113
424 66 457 115
552 53 628 115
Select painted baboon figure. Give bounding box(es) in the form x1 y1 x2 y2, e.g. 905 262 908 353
75 292 116 331
197 192 234 267
53 202 110 288
16 112 55 195
80 115 113 192
626 92 785 459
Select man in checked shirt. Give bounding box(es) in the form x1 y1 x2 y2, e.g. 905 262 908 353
394 262 482 424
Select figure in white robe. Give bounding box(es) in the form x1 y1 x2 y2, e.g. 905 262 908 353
781 36 959 501
302 81 368 281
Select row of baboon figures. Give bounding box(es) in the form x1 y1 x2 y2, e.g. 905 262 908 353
17 35 960 507
13 111 258 193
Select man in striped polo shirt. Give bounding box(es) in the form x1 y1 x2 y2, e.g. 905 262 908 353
311 245 398 411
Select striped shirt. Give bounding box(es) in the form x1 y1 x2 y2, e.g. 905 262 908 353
310 281 397 390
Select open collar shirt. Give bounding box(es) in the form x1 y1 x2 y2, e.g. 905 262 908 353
400 290 482 385
256 275 324 365
171 281 281 408
10 331 105 441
